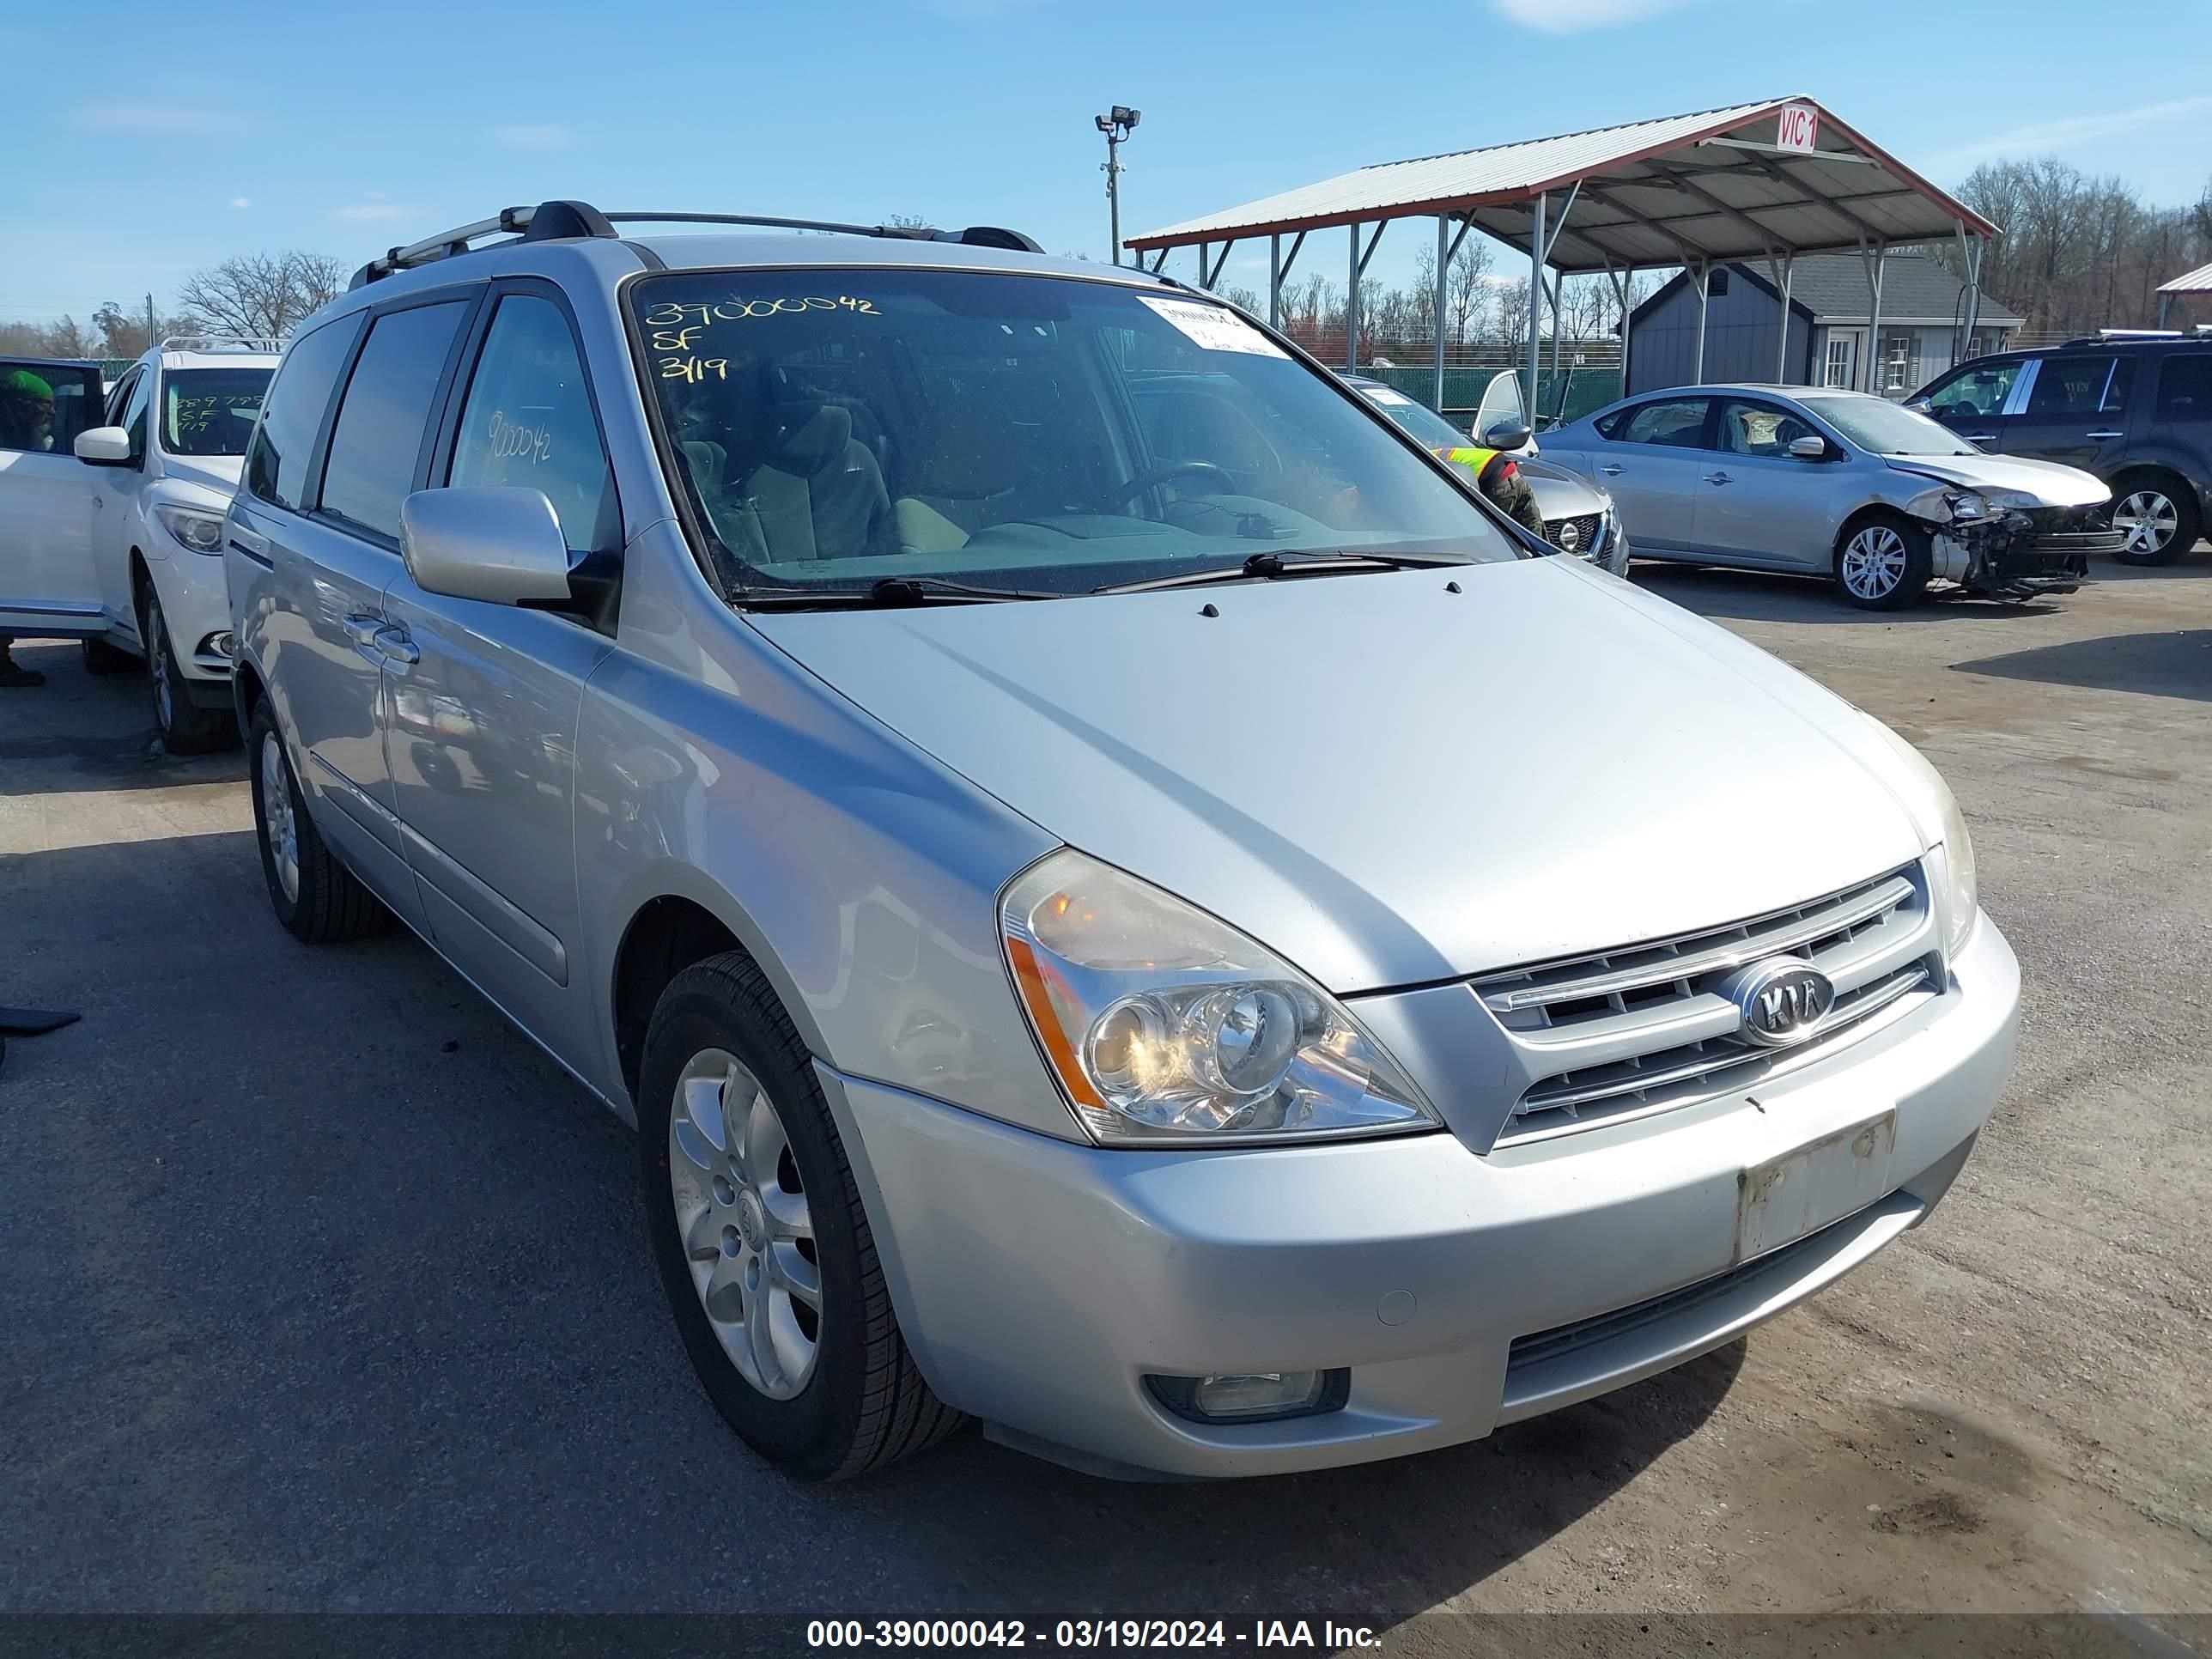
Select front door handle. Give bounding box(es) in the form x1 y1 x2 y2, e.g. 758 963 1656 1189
1703 471 1733 485
1599 463 1625 476
2086 429 2124 441
374 625 419 665
1962 434 1998 444
343 613 386 648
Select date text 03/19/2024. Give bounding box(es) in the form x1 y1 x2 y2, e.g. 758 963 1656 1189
805 1621 1382 1650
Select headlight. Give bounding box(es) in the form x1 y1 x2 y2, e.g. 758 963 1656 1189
1942 490 1989 523
154 504 226 555
1863 718 1978 957
999 849 1439 1146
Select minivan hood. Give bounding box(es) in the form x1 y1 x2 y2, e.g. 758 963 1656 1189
1886 452 2109 507
750 560 1926 992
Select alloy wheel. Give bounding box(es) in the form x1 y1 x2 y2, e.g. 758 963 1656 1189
148 594 173 732
1841 526 1907 599
2114 489 2179 556
258 731 300 903
667 1048 822 1400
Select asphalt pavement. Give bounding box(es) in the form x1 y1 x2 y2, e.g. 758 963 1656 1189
2 554 2208 1631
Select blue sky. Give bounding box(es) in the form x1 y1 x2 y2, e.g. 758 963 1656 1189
5 0 2209 328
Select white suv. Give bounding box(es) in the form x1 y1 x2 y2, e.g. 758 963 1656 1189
0 338 278 750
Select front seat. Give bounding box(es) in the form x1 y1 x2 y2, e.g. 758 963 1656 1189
726 404 896 563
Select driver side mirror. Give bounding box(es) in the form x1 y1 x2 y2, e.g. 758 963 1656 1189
1481 422 1533 453
399 487 574 605
1788 434 1836 461
74 426 134 466
1905 398 1934 416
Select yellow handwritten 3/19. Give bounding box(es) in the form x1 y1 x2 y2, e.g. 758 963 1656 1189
643 296 880 330
659 357 732 384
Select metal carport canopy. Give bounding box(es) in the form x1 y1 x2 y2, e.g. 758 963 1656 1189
1126 96 1999 406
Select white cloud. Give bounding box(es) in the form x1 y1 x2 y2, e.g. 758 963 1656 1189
1922 95 2212 176
1488 0 1699 32
229 196 252 209
495 124 569 149
78 103 226 135
334 203 408 222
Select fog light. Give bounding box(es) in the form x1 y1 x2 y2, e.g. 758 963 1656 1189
1146 1369 1349 1425
205 631 235 659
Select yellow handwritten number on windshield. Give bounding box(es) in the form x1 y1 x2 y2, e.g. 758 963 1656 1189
643 296 879 329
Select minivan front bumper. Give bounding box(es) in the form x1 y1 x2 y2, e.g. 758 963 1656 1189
818 915 2019 1480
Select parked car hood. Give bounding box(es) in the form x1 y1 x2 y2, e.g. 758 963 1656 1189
749 559 1927 994
1885 452 2109 507
1518 456 1608 522
161 454 246 498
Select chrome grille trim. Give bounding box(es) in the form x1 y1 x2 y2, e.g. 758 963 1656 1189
1474 864 1937 1146
1480 872 1917 1016
1516 962 1931 1116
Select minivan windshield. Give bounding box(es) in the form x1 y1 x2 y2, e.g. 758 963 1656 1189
161 366 272 458
1801 393 1978 458
629 269 1514 598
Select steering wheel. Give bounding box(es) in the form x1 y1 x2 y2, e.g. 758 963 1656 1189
1097 459 1238 512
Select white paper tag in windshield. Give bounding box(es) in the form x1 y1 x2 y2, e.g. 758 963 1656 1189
1139 296 1286 357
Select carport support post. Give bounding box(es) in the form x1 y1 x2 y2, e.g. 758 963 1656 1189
1347 221 1360 371
1692 260 1710 384
1774 254 1796 382
1860 240 1889 394
1607 264 1633 398
1434 215 1449 413
1527 191 1547 422
1269 234 1281 329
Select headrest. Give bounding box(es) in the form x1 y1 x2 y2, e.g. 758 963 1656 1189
772 404 854 474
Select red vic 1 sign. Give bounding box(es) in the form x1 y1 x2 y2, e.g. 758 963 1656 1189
1776 105 1820 153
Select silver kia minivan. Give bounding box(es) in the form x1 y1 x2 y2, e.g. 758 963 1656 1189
228 201 2020 1481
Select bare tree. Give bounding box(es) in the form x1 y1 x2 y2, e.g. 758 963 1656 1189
0 316 97 356
1447 235 1494 344
883 212 933 230
176 251 347 341
91 300 200 360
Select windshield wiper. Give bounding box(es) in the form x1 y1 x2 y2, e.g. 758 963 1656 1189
1091 549 1464 595
731 575 1061 609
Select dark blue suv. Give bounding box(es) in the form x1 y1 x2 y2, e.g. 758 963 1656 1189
1912 336 2212 564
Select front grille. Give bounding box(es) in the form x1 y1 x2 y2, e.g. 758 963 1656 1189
1474 866 1937 1143
1545 513 1603 556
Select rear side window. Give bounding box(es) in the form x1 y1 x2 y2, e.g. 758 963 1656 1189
319 301 470 542
2156 354 2212 422
2024 356 2116 416
246 317 362 510
1615 398 1710 447
447 295 616 555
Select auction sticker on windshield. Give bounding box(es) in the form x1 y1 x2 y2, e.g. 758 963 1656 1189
1139 296 1285 357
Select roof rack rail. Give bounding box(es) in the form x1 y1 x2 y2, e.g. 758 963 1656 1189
159 333 286 353
349 199 1043 289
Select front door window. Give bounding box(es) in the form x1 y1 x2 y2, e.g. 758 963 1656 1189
1822 334 1855 389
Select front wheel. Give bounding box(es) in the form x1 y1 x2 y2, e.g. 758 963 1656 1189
143 586 235 753
2112 480 2200 566
1835 514 1931 610
639 952 965 1480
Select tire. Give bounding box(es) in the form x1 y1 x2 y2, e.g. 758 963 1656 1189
2111 476 2201 567
247 700 390 944
1834 513 1932 610
143 586 236 754
639 951 965 1480
81 636 139 677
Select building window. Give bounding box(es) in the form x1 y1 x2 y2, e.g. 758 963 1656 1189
1882 332 1913 394
1707 269 1729 297
1823 334 1854 387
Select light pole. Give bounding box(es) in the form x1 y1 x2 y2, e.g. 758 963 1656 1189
1095 105 1139 265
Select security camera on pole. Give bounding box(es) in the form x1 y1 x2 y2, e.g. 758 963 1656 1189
1095 106 1140 266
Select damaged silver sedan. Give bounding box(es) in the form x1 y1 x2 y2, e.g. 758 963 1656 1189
1537 385 2121 608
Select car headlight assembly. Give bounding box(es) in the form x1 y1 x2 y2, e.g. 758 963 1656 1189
1000 849 1440 1146
1863 717 1978 958
1942 490 1990 523
154 504 226 555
